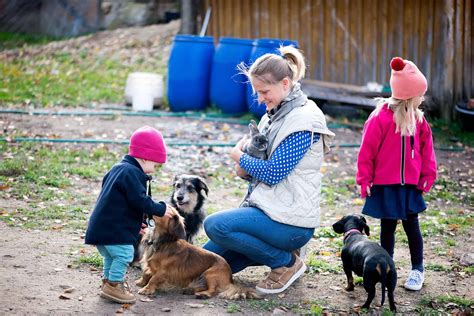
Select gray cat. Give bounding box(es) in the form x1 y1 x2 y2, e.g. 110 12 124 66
242 120 268 160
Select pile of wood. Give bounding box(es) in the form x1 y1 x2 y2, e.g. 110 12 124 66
301 79 391 109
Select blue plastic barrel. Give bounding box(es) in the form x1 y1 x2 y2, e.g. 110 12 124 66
209 37 253 115
167 35 215 112
246 38 299 117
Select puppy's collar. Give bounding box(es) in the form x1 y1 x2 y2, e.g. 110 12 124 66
343 228 362 241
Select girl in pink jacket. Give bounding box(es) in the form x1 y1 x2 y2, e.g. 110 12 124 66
356 57 437 291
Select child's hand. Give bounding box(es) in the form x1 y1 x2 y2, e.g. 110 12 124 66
163 204 175 218
139 223 148 235
366 186 371 197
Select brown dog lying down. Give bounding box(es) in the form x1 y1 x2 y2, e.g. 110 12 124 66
136 207 259 300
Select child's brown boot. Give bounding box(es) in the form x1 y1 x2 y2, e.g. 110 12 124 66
100 281 136 304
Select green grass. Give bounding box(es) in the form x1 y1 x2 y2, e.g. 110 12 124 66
306 253 342 274
418 294 474 313
248 299 307 313
425 263 451 272
226 303 241 313
76 252 103 268
0 32 61 50
431 118 474 148
1 48 166 107
0 142 121 230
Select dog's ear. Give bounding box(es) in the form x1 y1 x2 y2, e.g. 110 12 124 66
196 177 209 197
169 214 187 240
332 216 346 234
358 215 370 236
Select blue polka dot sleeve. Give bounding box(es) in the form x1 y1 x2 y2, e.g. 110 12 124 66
240 131 321 185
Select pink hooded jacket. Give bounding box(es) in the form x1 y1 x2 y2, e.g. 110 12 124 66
356 104 437 198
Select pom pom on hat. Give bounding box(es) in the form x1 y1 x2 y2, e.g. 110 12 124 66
129 126 167 163
390 57 405 71
389 57 427 100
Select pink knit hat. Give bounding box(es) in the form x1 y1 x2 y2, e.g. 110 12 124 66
129 126 167 163
389 57 427 100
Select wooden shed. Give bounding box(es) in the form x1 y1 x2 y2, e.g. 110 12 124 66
199 0 473 120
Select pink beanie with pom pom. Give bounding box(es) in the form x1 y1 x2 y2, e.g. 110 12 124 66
129 126 167 163
389 57 427 100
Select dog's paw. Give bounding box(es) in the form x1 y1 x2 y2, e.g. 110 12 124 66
195 292 212 299
135 279 146 287
138 287 155 295
345 285 355 291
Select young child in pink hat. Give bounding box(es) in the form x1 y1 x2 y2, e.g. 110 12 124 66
85 126 174 304
356 57 437 291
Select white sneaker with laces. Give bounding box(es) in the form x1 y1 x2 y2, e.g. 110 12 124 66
404 269 424 291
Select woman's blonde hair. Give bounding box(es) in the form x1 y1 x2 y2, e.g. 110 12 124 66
372 97 424 136
238 45 306 87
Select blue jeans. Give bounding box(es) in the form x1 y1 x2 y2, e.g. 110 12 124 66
203 207 314 273
96 244 134 282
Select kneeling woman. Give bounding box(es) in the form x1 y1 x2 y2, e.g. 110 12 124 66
203 45 335 294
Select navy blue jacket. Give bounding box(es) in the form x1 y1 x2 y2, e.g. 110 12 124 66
85 155 166 245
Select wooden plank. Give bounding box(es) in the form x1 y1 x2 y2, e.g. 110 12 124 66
362 0 375 84
217 0 225 38
311 0 324 80
351 0 364 85
404 0 414 58
289 0 300 41
300 0 311 75
334 0 348 83
440 1 455 120
453 0 464 101
464 0 472 98
252 0 260 38
418 0 433 82
301 84 377 108
269 0 279 38
377 0 389 84
241 0 251 38
259 0 270 38
302 78 391 97
411 0 420 63
232 0 242 36
324 0 335 81
279 0 290 40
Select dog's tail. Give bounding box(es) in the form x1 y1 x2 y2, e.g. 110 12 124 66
218 284 260 300
378 262 390 306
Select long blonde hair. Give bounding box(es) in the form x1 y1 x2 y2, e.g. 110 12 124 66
372 97 424 136
237 45 306 87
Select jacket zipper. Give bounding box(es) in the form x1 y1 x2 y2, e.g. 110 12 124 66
401 135 405 185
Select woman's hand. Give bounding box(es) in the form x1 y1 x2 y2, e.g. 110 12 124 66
230 137 248 163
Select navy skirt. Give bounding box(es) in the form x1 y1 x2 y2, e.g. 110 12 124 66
362 184 426 220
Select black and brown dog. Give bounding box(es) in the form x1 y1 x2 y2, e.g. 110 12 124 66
332 215 397 311
170 174 209 243
136 206 259 300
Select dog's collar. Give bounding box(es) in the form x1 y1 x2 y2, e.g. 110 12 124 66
343 229 362 241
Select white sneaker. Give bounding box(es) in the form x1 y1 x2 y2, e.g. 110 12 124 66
404 269 424 291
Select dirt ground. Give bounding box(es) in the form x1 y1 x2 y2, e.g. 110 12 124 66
0 110 473 315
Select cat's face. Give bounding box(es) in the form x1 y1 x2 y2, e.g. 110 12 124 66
252 135 268 151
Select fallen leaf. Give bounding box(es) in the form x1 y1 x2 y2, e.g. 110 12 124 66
184 303 204 308
140 297 153 302
59 294 71 300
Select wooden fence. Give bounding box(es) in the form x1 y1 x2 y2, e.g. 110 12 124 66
200 0 473 119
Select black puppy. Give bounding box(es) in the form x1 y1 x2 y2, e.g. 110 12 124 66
332 215 397 311
170 174 209 243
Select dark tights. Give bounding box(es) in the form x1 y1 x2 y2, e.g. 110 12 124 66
380 213 424 272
